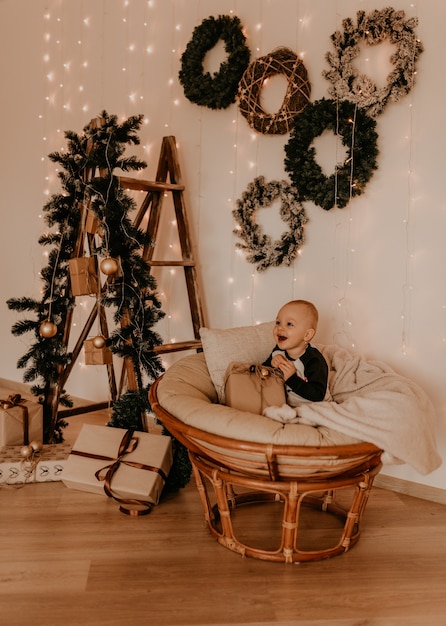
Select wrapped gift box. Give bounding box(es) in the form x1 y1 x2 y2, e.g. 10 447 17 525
0 389 43 446
84 339 113 365
85 209 99 235
0 443 71 485
68 256 98 296
62 425 173 513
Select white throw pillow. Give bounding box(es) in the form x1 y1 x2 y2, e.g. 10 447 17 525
199 322 275 403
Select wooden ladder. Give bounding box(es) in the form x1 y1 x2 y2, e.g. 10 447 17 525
119 135 206 355
53 134 205 428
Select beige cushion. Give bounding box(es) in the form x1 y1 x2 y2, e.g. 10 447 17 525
199 321 275 403
156 351 360 450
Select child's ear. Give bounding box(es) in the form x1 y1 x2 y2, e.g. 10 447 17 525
305 328 315 342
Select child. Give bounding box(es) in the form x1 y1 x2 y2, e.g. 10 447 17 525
262 299 328 423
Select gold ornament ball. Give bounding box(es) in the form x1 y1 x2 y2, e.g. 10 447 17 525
39 320 58 338
92 334 106 349
30 440 43 453
20 445 34 459
100 257 119 276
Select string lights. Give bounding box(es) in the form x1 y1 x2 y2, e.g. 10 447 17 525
400 3 421 356
228 2 262 326
36 1 427 368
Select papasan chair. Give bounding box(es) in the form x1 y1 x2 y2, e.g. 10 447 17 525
149 322 440 563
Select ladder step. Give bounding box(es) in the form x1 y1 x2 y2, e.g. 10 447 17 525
148 260 195 267
119 176 185 193
58 401 112 418
153 340 202 354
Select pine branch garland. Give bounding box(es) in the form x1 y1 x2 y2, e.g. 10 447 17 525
8 110 193 489
323 7 424 117
232 176 308 271
7 111 165 443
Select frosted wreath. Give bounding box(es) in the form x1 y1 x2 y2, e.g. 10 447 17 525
323 7 424 118
179 15 250 110
237 47 311 134
232 176 308 272
284 98 379 211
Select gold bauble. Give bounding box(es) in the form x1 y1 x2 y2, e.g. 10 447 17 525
92 334 106 349
39 320 58 338
100 257 119 276
20 445 33 459
30 440 43 453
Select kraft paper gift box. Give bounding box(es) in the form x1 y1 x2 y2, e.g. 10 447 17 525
0 389 43 446
68 256 99 296
84 339 113 365
0 443 71 485
84 209 99 235
62 425 173 514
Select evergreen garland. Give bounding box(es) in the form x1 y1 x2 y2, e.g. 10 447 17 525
7 111 165 441
179 14 250 109
8 111 193 490
323 7 424 117
284 98 379 211
232 176 308 272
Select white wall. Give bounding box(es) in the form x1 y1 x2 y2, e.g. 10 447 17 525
1 0 445 490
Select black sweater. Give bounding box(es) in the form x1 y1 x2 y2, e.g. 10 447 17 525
263 344 328 402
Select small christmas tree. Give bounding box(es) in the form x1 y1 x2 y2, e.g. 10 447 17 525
8 111 192 489
7 111 165 440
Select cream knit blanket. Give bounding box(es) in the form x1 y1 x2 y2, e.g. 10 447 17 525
295 345 442 475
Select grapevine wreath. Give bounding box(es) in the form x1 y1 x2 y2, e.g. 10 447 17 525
232 176 308 272
284 98 379 211
323 7 424 118
237 47 311 134
178 14 250 110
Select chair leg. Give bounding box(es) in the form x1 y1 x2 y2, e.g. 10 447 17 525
281 482 299 564
189 452 380 563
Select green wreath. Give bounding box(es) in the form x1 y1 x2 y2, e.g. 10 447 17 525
232 176 308 272
323 7 424 117
284 98 379 211
179 15 250 110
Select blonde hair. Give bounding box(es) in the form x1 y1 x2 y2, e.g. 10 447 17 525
286 299 319 330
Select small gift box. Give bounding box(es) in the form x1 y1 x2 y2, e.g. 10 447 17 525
84 209 99 235
68 256 99 296
0 443 71 485
84 339 113 365
224 362 286 414
62 425 173 515
0 390 43 446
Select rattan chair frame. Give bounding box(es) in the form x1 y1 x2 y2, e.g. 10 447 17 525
150 375 383 563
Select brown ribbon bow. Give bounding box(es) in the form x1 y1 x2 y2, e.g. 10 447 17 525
70 429 168 516
1 394 30 445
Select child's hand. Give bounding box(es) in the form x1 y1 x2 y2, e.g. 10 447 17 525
271 354 296 381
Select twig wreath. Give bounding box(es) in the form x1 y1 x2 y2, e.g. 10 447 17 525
232 176 308 272
237 47 311 134
323 7 424 117
284 98 379 211
178 15 250 110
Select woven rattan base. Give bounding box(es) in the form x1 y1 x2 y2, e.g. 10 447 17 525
191 451 381 563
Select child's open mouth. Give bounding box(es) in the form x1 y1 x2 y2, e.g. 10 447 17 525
277 335 287 342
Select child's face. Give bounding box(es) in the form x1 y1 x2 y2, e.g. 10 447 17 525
273 303 315 358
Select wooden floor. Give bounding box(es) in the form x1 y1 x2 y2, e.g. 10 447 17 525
1 410 446 626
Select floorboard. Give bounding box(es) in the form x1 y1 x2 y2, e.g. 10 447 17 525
1 410 445 626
